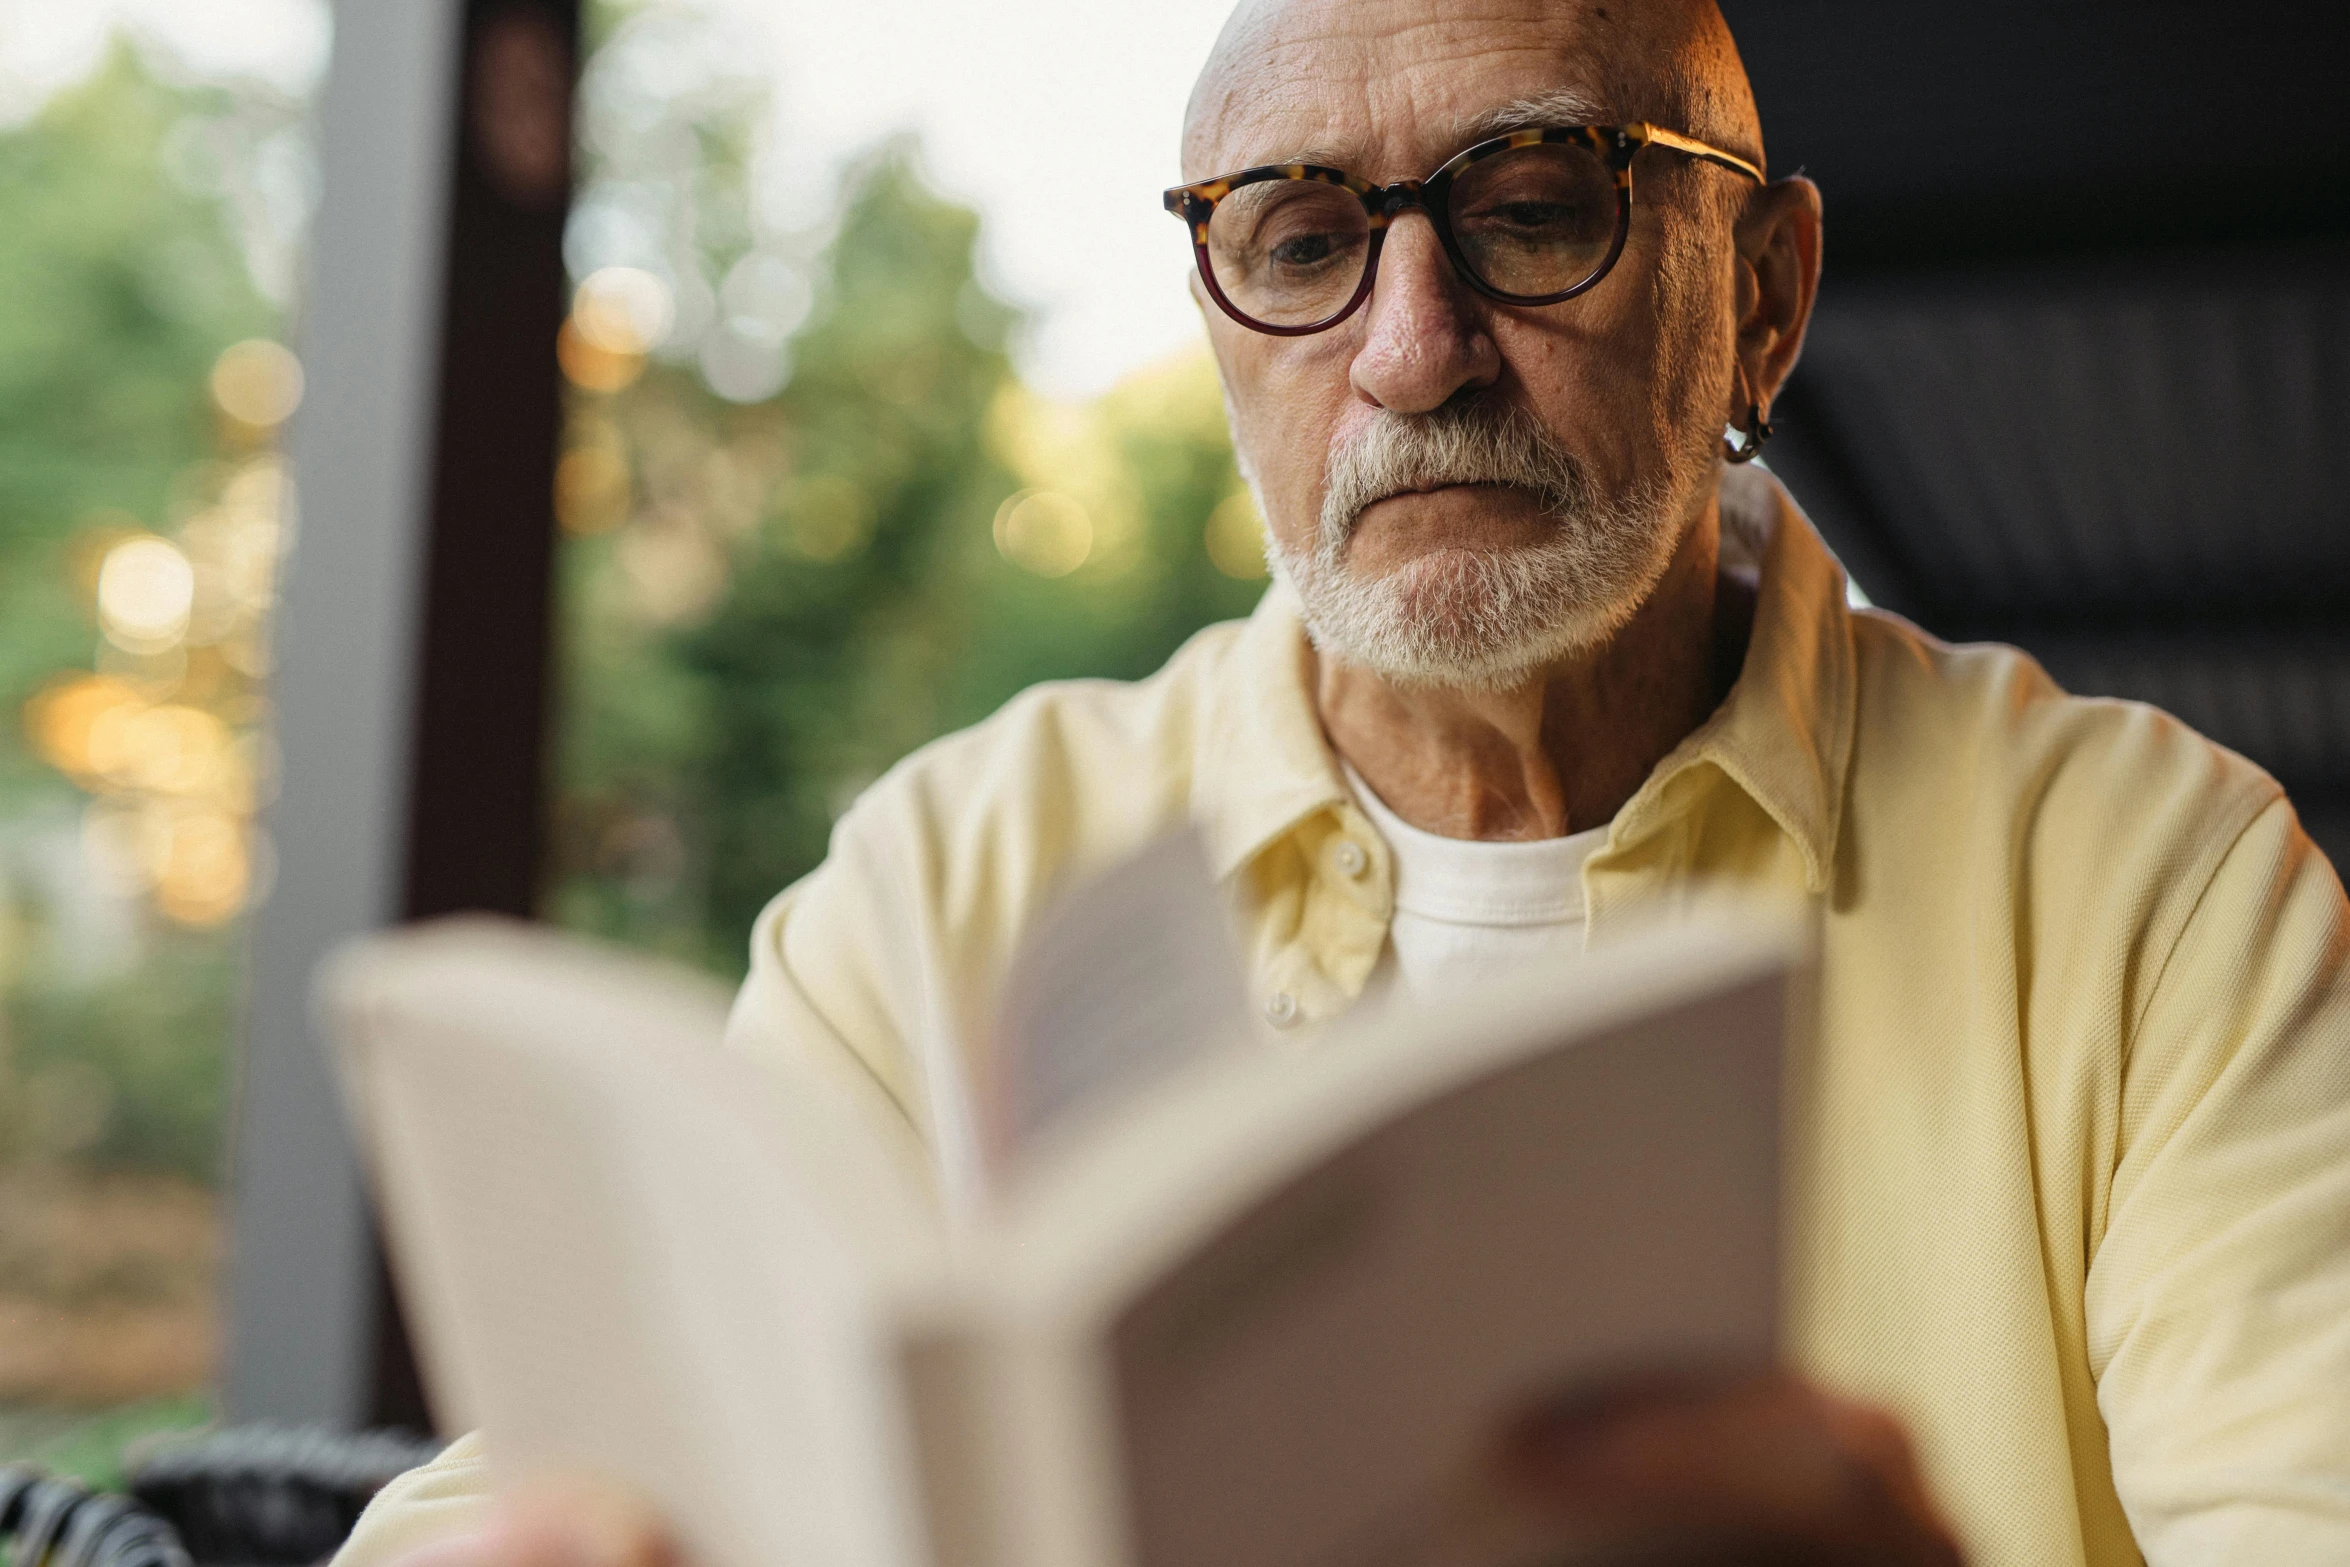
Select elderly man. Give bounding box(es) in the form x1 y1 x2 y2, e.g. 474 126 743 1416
338 1 2350 1563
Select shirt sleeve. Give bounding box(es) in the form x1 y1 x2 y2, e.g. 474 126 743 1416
2087 796 2350 1561
727 841 927 1136
725 796 982 1210
328 1433 492 1565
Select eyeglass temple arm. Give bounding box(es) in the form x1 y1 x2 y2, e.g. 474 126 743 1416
1632 123 1765 184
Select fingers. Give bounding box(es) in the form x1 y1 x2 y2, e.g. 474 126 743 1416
488 1481 681 1567
386 1540 503 1567
386 1479 680 1567
1809 1386 1954 1550
1495 1370 1966 1566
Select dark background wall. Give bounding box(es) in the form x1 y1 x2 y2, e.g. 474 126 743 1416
1724 2 2350 864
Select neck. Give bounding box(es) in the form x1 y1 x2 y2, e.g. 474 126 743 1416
1317 496 1751 841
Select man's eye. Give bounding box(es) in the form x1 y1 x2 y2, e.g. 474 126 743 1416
1484 200 1576 231
1270 232 1339 267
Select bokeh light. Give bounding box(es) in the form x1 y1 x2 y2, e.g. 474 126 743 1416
574 265 674 354
151 809 251 928
72 793 260 928
180 468 293 644
87 703 236 797
697 323 789 404
209 339 305 427
783 474 875 561
694 252 806 403
559 318 645 393
28 455 284 937
81 801 167 898
555 445 632 535
1205 490 1269 580
993 489 1093 578
96 536 197 652
560 266 676 393
718 254 811 340
981 381 1156 580
614 518 725 625
26 675 144 781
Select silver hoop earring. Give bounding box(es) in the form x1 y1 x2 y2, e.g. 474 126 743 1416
1724 402 1773 465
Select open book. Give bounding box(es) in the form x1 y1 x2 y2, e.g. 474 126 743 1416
324 837 1799 1567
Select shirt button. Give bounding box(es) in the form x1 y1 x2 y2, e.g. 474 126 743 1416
1333 839 1368 879
1263 990 1300 1028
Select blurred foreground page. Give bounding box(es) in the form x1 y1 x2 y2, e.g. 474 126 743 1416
938 917 1795 1567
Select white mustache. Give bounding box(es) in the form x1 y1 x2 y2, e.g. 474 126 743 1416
1319 399 1590 546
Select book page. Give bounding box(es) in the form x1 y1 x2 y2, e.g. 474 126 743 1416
326 919 936 1567
977 830 1251 1182
967 918 1795 1567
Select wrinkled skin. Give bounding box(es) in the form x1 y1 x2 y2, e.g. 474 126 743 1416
1195 0 1821 840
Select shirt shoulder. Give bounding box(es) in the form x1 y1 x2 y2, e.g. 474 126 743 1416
328 1432 490 1566
1848 607 2282 835
735 614 1261 1148
1842 607 2288 979
845 609 1252 889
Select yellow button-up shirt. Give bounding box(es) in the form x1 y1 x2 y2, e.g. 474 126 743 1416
336 469 2350 1567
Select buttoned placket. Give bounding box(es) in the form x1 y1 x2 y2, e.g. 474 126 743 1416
1244 804 1394 1034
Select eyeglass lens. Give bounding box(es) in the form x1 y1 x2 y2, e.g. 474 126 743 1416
1203 141 1621 330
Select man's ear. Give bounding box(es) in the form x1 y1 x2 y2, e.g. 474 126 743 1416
1731 174 1823 419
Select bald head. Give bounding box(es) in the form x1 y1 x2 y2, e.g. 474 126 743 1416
1183 0 1762 184
1181 0 1824 699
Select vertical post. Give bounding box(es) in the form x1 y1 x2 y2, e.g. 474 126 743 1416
225 0 464 1429
226 0 577 1429
377 0 580 1431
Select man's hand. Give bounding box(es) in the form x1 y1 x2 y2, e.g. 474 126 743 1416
390 1479 678 1567
383 1373 1959 1567
1464 1370 1967 1566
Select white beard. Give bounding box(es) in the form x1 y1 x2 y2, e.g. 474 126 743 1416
1259 397 1711 690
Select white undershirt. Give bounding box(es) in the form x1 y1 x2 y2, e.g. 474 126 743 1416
1344 763 1611 1007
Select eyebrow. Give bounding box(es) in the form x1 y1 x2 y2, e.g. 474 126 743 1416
1256 87 1612 175
1450 86 1611 149
1262 142 1352 170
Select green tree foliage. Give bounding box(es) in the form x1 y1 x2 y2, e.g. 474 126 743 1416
546 147 1261 977
0 50 273 803
679 150 1018 955
2 934 236 1180
0 51 282 1182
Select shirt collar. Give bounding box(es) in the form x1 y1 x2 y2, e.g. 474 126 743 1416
1191 577 1351 881
1190 466 1859 895
1619 463 1858 893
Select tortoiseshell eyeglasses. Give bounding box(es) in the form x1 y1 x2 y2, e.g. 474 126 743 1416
1163 123 1764 337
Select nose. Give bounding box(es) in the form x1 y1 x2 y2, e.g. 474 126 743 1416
1347 209 1501 415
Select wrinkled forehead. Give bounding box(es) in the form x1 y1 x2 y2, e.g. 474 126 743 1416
1185 1 1661 182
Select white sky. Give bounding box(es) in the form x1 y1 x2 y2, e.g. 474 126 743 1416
0 0 329 113
742 0 1236 398
0 0 1236 400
